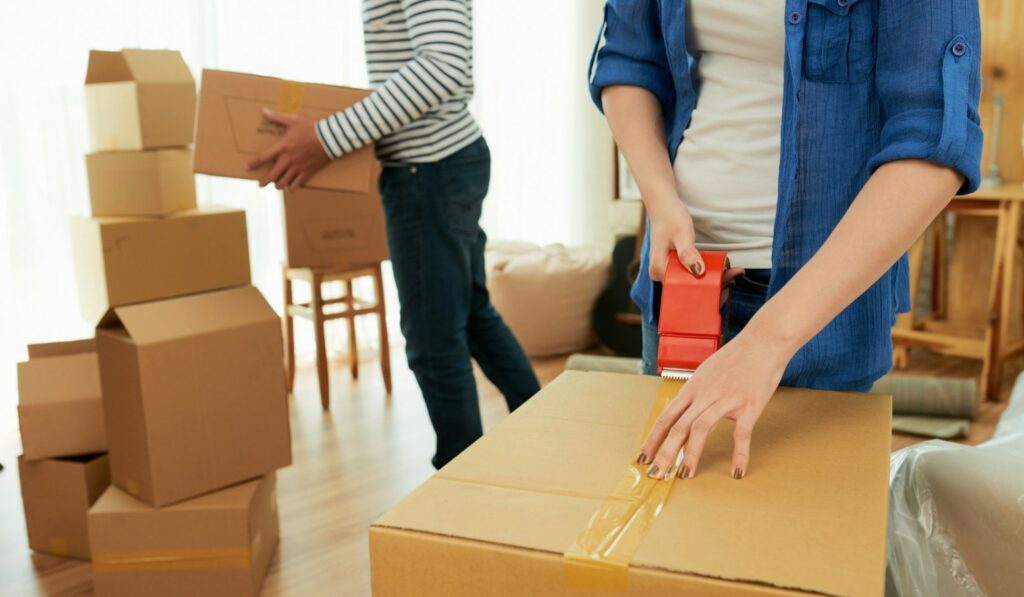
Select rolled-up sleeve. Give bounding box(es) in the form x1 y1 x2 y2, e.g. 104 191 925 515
866 0 983 194
588 0 674 115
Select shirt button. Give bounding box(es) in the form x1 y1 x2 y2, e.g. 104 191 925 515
788 11 802 24
410 166 418 174
951 42 967 57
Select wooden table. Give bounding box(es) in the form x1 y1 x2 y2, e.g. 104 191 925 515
893 182 1024 402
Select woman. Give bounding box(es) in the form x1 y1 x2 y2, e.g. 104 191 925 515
250 0 540 469
590 0 982 480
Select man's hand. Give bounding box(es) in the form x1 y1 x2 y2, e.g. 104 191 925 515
246 108 331 190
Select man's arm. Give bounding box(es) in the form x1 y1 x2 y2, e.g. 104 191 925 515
248 0 473 189
316 0 473 158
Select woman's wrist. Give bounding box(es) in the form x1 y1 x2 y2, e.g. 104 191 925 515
642 186 682 215
741 306 803 365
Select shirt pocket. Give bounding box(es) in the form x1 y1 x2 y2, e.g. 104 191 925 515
803 0 876 84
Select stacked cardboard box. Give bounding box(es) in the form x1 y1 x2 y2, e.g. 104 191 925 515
194 68 388 268
18 49 292 596
16 339 111 559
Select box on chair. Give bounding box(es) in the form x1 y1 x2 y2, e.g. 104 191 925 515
281 163 388 268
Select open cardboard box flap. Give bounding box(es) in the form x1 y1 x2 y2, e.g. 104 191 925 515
86 49 194 85
373 371 891 596
84 49 196 151
99 285 277 344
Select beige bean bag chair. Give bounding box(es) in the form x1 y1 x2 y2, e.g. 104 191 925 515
485 241 610 357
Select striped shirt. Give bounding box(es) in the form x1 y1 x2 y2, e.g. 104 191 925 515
316 0 482 164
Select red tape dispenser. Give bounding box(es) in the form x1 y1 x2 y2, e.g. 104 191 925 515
657 250 729 380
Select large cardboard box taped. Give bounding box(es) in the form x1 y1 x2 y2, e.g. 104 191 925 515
86 149 197 216
281 164 388 268
370 371 892 596
19 453 110 559
85 49 196 151
194 69 376 193
96 286 291 507
70 207 251 324
17 338 106 460
88 474 279 597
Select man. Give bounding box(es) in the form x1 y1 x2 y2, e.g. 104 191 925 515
249 0 540 469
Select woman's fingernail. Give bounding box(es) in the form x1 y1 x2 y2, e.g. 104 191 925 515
636 452 648 465
646 465 660 478
678 465 691 479
690 263 703 276
732 467 745 480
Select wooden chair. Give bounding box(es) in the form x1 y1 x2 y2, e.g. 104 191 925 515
282 263 392 410
892 183 1024 401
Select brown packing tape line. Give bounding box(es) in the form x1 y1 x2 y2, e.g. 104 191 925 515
564 379 684 591
277 80 306 113
93 547 252 573
50 537 69 557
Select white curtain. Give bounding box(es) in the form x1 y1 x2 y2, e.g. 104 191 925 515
0 1 613 432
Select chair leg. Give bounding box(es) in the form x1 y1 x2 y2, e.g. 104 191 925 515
374 264 393 394
344 279 359 381
283 266 296 394
312 273 331 410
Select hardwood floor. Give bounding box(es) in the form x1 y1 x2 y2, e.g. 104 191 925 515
0 344 1016 596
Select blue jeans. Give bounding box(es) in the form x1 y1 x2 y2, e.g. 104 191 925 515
641 270 772 376
379 138 540 469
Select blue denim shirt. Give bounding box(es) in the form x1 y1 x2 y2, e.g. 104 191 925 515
589 0 983 390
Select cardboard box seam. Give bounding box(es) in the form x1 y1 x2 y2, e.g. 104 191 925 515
371 526 831 595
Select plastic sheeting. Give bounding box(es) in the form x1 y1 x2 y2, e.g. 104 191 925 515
888 372 1024 597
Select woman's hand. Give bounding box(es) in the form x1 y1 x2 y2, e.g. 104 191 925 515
647 196 705 281
247 108 331 190
637 322 794 480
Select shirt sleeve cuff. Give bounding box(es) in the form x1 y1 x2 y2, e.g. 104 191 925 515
315 117 343 160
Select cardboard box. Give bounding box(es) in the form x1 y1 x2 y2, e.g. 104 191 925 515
19 453 111 559
89 474 279 597
370 371 892 596
17 339 106 460
86 149 197 216
194 69 376 193
85 49 196 151
96 286 292 507
282 164 388 268
70 207 251 324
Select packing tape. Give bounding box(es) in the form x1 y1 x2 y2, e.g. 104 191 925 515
49 537 69 557
93 547 252 573
277 80 306 113
564 379 685 591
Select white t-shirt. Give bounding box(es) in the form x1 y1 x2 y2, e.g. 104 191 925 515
674 0 785 269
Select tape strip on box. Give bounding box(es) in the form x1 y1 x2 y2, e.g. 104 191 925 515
277 80 305 113
563 379 685 590
93 547 252 573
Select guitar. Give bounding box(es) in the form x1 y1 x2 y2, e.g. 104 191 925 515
592 212 646 356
